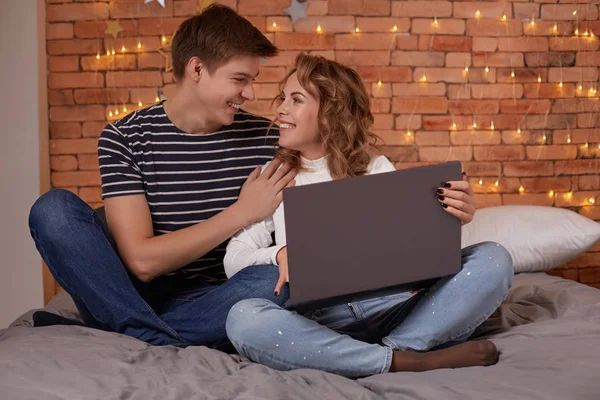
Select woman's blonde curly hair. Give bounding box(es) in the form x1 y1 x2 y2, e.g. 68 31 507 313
274 53 380 180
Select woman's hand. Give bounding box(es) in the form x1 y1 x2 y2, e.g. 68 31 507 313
274 246 289 296
436 172 476 225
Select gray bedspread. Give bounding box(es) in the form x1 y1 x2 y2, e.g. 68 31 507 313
1 273 599 400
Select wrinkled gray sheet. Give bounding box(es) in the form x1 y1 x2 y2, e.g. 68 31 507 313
1 273 599 400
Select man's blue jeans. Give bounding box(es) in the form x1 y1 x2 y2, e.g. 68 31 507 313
28 189 288 348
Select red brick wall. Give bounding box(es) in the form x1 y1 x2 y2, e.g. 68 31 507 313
45 0 600 287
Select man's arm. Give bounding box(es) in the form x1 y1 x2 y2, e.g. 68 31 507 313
105 159 296 282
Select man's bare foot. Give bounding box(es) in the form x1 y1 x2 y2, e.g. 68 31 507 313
389 340 499 372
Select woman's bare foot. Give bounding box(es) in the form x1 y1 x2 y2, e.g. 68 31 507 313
389 340 499 372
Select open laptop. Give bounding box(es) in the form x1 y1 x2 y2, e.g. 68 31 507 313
282 161 462 313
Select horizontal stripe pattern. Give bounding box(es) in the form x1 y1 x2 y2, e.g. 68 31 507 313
99 102 278 285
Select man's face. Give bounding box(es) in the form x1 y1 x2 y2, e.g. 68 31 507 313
196 56 259 127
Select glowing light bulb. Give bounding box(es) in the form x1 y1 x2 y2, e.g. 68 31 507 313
542 134 547 141
138 100 143 107
578 84 583 91
123 106 127 113
517 128 521 134
490 122 495 130
495 180 499 187
115 109 119 116
553 24 558 32
393 25 398 31
530 19 535 26
377 79 383 87
422 74 427 82
573 10 577 16
478 178 483 185
549 190 554 197
584 30 589 36
567 135 572 143
473 121 477 129
585 142 589 148
433 18 438 25
111 50 115 55
475 10 481 18
316 25 322 33
355 27 360 33
106 50 110 56
559 81 563 87
465 66 469 72
272 22 277 28
162 35 167 43
121 45 126 52
155 96 160 103
567 192 573 198
537 75 542 83
591 31 595 38
485 66 489 73
575 29 579 35
452 123 457 129
519 186 525 194
108 111 113 117
502 14 507 21
590 88 595 93
511 70 515 78
96 53 100 60
407 131 412 137
137 42 142 49
589 197 596 204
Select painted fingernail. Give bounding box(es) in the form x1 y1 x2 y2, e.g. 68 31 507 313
436 188 444 194
441 203 448 208
444 182 452 188
438 195 445 201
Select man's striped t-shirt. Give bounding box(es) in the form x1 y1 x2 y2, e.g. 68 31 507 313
98 102 278 286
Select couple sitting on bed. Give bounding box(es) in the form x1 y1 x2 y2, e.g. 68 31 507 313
28 5 512 378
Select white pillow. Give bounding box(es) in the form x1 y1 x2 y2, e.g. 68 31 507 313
461 205 600 273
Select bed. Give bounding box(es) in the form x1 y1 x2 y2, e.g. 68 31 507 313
1 206 599 399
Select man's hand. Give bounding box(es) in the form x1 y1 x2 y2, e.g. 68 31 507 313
236 159 296 225
274 246 289 296
436 172 476 225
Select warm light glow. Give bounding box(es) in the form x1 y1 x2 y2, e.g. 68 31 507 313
465 66 469 72
137 42 142 49
591 31 595 38
590 88 595 93
578 84 583 91
121 45 126 52
475 10 481 18
511 70 515 78
537 75 542 83
108 111 113 117
490 122 495 130
123 106 127 113
272 22 277 28
567 135 572 143
407 131 412 137
559 81 563 87
542 134 547 141
452 123 457 129
495 180 499 187
162 35 167 42
567 192 573 198
553 24 558 32
584 30 589 36
355 27 360 33
96 53 100 60
585 142 589 148
573 10 577 16
421 74 427 82
478 178 483 185
530 19 535 26
377 79 383 86
517 128 521 134
519 186 525 194
589 197 596 204
115 109 119 116
393 25 398 31
549 190 554 197
106 50 110 56
138 100 143 107
575 29 579 35
317 24 322 33
111 50 115 55
485 66 489 73
502 14 507 21
472 121 477 129
433 18 438 25
155 96 160 103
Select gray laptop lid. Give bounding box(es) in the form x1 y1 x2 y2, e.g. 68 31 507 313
282 161 462 312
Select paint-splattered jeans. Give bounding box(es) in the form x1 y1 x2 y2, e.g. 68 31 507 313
226 241 513 378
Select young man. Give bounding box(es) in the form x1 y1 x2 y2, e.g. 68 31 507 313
28 5 295 349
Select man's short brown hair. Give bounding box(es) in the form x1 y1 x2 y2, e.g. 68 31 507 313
171 5 278 80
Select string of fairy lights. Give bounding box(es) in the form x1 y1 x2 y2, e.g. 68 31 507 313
91 1 598 205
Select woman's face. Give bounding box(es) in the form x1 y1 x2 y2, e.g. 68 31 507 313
276 72 324 159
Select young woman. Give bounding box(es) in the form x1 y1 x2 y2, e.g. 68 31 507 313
223 54 513 378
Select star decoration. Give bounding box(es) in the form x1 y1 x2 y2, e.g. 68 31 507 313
145 0 166 8
197 0 214 13
104 20 124 39
158 36 173 73
284 0 309 25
